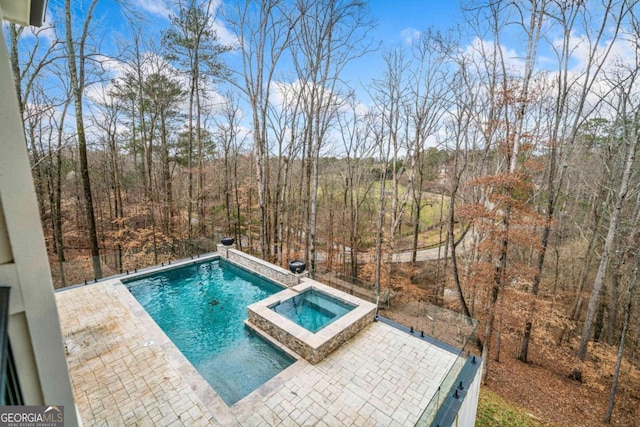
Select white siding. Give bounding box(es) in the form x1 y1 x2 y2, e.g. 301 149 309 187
454 361 482 427
0 5 80 425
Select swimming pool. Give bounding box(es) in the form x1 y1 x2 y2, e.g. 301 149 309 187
270 288 356 333
123 259 295 406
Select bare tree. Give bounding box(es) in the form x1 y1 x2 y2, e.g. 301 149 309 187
64 0 102 279
521 0 632 363
405 30 453 265
443 59 478 318
164 0 230 238
370 49 410 278
224 0 298 258
577 52 640 362
337 96 376 278
265 82 304 265
90 88 126 271
606 222 640 422
214 93 248 247
290 0 374 269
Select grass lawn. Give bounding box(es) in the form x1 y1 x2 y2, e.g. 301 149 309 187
317 180 456 250
476 389 546 427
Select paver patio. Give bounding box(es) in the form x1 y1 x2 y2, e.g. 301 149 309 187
56 277 458 426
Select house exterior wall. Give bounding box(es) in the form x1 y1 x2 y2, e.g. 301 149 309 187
0 5 80 425
453 360 482 427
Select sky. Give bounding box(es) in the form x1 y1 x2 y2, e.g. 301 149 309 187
11 0 639 154
20 0 639 104
341 0 464 95
83 0 467 104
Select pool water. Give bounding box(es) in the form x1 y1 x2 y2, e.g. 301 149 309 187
124 259 295 406
270 288 356 333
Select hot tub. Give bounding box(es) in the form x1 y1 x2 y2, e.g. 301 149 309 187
270 288 356 333
246 279 377 364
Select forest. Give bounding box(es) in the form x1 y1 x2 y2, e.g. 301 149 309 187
5 0 640 425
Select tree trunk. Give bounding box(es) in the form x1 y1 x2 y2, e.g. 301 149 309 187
593 286 607 342
449 200 471 318
196 67 207 237
374 163 387 307
578 117 636 361
605 251 638 423
65 0 102 279
571 206 602 321
482 207 510 383
55 102 69 285
187 74 195 239
607 248 623 345
309 141 320 271
411 206 420 264
9 25 23 116
160 112 172 235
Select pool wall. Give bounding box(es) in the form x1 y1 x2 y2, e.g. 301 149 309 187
217 244 304 287
247 280 377 364
218 245 377 363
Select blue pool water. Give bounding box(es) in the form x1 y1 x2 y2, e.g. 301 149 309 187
271 288 356 333
124 259 295 406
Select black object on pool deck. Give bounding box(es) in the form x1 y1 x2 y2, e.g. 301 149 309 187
288 260 306 274
221 237 235 246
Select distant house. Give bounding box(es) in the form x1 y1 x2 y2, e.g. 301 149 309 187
0 1 80 425
436 165 450 186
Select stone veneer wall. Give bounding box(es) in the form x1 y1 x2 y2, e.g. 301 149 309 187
248 311 312 359
312 310 376 362
248 308 376 364
216 244 304 287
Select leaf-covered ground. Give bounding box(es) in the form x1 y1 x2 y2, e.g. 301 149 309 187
484 336 640 427
377 263 640 427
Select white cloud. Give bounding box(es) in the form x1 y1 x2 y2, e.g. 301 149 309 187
542 27 639 120
463 37 526 76
133 0 238 47
400 27 421 45
213 20 239 48
200 83 228 115
84 52 175 107
133 0 172 19
267 79 374 156
92 54 129 79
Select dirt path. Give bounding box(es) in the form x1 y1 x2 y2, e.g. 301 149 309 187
391 245 448 262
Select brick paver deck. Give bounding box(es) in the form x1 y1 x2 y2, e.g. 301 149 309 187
56 279 457 426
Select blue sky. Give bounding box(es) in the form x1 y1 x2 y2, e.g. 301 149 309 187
24 0 638 100
342 0 463 93
367 0 462 44
85 0 466 102
12 0 638 153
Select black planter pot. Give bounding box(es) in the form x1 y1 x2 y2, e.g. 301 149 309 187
288 260 306 274
221 237 235 246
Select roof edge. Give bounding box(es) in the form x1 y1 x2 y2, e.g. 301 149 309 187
29 0 47 27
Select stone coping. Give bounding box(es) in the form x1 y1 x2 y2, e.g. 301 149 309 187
56 253 221 292
217 244 304 287
247 278 377 363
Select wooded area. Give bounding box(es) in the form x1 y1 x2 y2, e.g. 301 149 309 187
6 0 640 424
